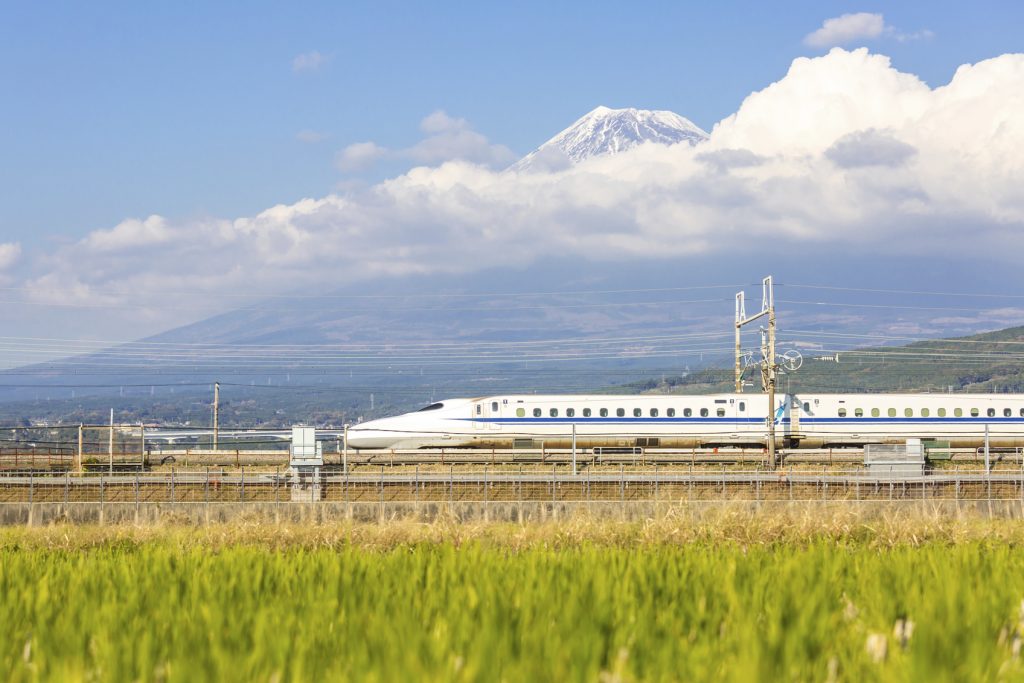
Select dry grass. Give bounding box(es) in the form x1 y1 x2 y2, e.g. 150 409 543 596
4 503 1024 551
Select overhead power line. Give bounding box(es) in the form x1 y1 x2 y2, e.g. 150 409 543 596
781 283 1024 300
0 282 752 301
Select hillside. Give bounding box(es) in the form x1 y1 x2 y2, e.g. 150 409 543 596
630 325 1024 395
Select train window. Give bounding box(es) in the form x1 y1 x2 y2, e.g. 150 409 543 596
650 408 659 417
550 408 559 417
921 408 930 417
1005 408 1012 418
567 408 575 418
970 408 979 417
803 402 810 412
491 402 498 412
417 403 445 412
888 408 897 417
616 408 625 417
1020 408 1024 417
739 402 745 411
838 408 847 417
938 408 946 417
633 408 642 417
988 408 996 418
700 408 709 417
476 404 482 415
516 408 525 417
667 408 676 417
583 408 591 417
600 408 608 417
533 408 542 417
684 408 692 417
855 408 863 417
872 408 880 417
716 408 726 417
954 408 963 417
905 408 913 417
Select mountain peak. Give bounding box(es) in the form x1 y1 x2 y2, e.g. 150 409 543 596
510 106 708 173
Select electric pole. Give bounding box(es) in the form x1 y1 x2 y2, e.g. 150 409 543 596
213 382 219 451
734 291 745 392
734 276 779 469
108 408 114 474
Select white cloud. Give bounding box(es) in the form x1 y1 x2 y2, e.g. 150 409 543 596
805 13 886 48
336 141 388 171
0 242 21 270
82 215 171 252
825 129 917 168
804 13 932 49
292 51 327 72
420 110 466 134
335 110 516 173
17 50 1024 326
895 29 935 43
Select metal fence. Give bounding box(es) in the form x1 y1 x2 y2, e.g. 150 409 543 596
3 467 1024 505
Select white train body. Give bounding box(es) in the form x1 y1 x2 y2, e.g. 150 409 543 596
346 393 1024 450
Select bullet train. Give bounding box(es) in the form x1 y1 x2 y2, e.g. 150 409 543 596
346 393 1024 450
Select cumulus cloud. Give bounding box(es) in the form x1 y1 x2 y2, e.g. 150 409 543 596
804 13 933 49
82 215 171 252
292 51 327 72
336 110 516 173
805 13 886 48
0 243 21 270
407 110 515 166
696 148 766 172
336 141 389 171
825 129 917 168
17 49 1024 323
420 110 464 135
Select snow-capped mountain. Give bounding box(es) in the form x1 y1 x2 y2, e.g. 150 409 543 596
510 105 708 172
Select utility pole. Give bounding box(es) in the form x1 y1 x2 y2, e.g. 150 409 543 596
342 424 349 474
734 276 779 469
571 423 577 476
734 291 745 392
984 423 990 475
77 423 83 474
108 408 114 474
213 382 219 451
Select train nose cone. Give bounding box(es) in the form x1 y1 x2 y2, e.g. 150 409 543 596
346 425 402 449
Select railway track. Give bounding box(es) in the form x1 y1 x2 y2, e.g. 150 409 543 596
3 445 1021 470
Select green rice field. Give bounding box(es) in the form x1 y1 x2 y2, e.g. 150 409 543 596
3 511 1024 681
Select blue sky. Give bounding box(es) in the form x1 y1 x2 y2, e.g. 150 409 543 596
2 1 1022 247
0 0 1021 357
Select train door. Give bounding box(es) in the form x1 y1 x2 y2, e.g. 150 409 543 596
735 398 746 425
714 399 738 439
728 398 745 442
487 399 502 430
472 402 485 430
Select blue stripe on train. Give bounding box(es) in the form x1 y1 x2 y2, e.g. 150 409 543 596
458 417 1024 425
